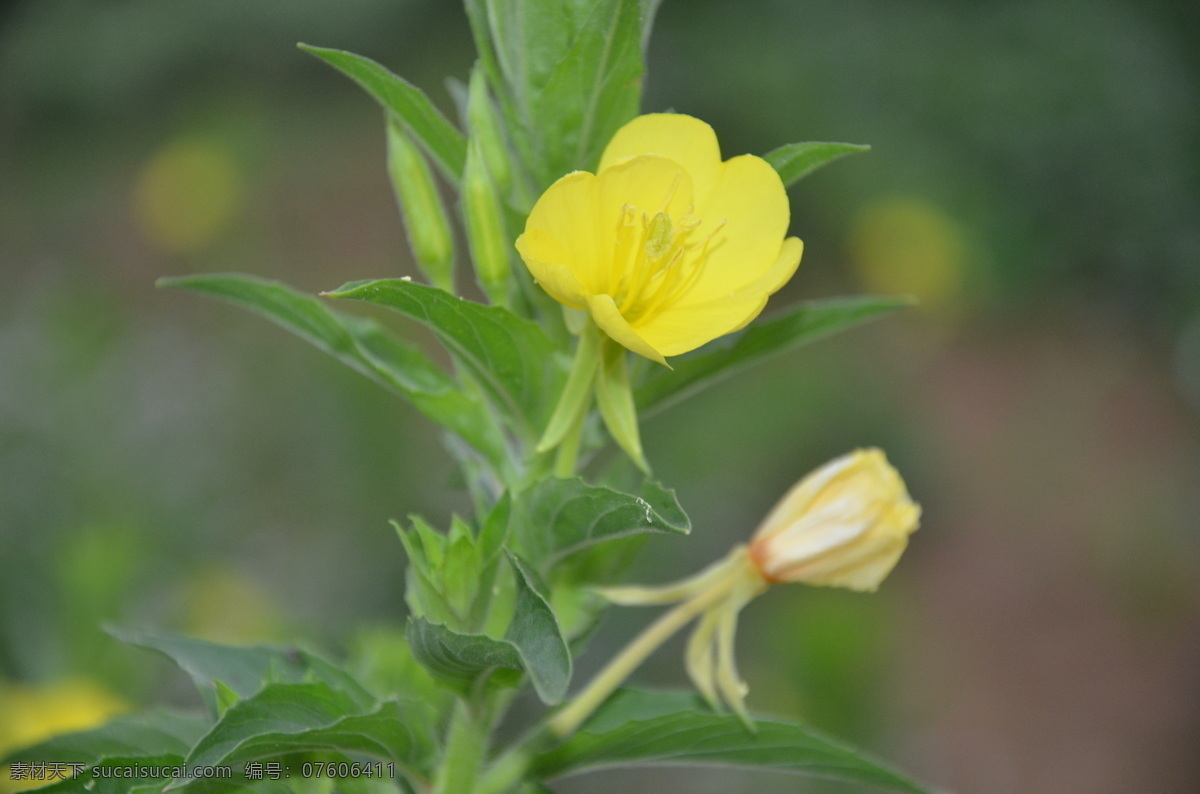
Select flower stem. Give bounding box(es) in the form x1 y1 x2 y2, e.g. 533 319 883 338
548 568 740 737
433 701 487 794
553 405 586 477
538 322 600 461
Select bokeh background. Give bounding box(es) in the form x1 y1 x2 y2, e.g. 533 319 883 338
2 1 1199 792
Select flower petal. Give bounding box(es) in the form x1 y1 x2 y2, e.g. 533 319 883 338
634 292 768 357
753 449 873 541
632 238 801 357
682 155 793 303
520 171 607 294
515 228 589 308
677 237 803 314
593 154 694 254
586 293 668 366
599 114 722 201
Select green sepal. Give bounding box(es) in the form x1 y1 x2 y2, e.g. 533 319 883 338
594 339 648 473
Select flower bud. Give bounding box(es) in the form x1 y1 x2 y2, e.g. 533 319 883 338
749 448 920 592
556 448 921 735
387 117 456 292
462 136 511 305
467 64 512 196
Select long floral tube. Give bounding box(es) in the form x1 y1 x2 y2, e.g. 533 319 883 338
548 448 921 735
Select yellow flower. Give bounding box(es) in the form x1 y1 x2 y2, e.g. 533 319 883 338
0 679 126 751
749 448 921 591
551 449 919 735
1 678 126 792
516 113 803 365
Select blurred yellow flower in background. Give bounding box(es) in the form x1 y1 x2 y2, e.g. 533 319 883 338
849 196 968 313
517 113 803 365
1 679 126 792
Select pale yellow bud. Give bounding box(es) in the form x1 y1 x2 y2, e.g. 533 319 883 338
748 448 920 592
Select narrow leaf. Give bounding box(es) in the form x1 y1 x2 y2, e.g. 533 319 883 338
764 142 870 187
299 44 466 180
157 274 509 472
504 554 572 705
533 689 932 793
529 0 644 179
173 683 434 790
509 478 689 574
324 279 563 437
636 295 914 416
109 627 375 713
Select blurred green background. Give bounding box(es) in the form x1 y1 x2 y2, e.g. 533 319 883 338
2 1 1198 791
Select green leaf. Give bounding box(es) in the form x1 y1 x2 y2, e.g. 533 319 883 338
324 279 563 438
764 142 871 187
636 295 915 416
405 616 524 685
2 711 207 766
404 555 571 706
528 0 644 180
509 478 689 574
469 0 645 187
157 274 509 473
109 627 375 713
532 689 932 793
168 683 435 791
299 44 466 180
504 554 572 705
19 753 189 794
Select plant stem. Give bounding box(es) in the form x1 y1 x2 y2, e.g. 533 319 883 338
538 322 600 467
548 568 740 737
552 407 586 477
477 746 533 794
434 701 488 794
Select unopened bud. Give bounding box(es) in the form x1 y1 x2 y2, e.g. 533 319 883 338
749 448 921 592
387 117 455 292
554 449 920 735
468 64 512 196
462 136 510 305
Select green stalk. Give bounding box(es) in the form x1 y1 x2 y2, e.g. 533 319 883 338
434 701 488 794
537 323 600 458
548 567 741 737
